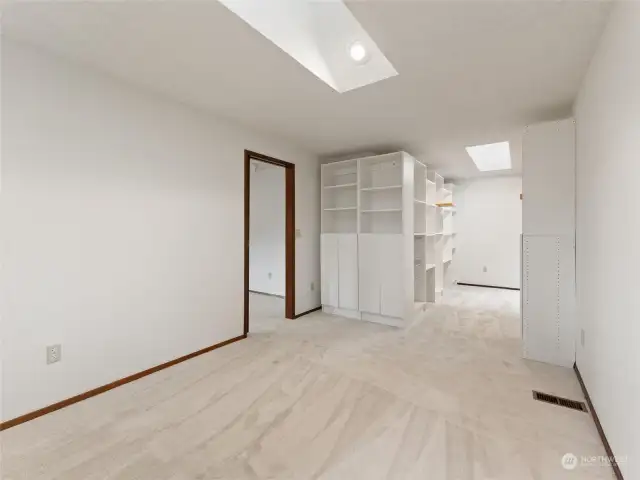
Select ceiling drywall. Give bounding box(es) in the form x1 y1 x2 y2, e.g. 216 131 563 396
1 0 612 179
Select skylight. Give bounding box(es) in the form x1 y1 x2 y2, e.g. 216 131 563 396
217 0 397 93
465 142 512 171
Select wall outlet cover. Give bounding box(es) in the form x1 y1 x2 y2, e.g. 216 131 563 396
268 272 272 279
483 266 488 273
47 344 62 364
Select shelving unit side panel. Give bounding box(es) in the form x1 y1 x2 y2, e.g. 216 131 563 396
402 154 416 318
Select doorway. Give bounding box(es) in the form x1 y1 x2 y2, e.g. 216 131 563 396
244 150 295 335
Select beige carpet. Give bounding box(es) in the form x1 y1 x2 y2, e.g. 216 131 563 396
1 286 613 479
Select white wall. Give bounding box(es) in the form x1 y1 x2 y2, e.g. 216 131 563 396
249 162 285 296
0 40 320 422
450 176 522 289
574 3 640 478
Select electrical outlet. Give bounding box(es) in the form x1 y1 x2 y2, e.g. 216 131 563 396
268 272 272 280
483 266 488 273
581 329 585 347
47 344 62 364
310 282 315 291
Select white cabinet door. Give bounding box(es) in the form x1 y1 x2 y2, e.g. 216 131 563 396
358 235 381 314
338 234 358 311
321 234 339 307
380 235 404 318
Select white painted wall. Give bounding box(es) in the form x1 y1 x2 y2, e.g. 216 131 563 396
0 40 320 422
249 162 285 296
574 3 640 478
449 176 522 289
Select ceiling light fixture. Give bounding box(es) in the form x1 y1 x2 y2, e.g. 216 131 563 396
349 41 369 64
466 141 512 171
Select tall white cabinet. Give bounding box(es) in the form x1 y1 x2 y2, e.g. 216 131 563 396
321 152 456 327
522 118 576 367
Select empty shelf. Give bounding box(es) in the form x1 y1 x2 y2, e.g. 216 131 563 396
324 207 357 211
414 199 427 204
361 208 402 213
360 185 402 191
324 183 357 189
414 262 435 270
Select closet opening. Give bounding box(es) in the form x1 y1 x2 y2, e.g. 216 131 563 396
244 150 295 335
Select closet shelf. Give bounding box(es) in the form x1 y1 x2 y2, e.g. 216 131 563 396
324 207 357 211
360 185 402 191
413 261 436 270
324 183 357 189
414 199 427 204
435 202 455 207
361 208 402 213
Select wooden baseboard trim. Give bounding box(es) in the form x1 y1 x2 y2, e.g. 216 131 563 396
249 290 285 299
574 363 625 480
294 306 322 319
457 282 520 291
0 334 247 432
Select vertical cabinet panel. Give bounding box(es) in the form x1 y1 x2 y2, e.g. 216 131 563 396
358 234 404 317
358 235 381 314
522 234 576 367
321 234 339 307
338 235 359 310
380 235 404 318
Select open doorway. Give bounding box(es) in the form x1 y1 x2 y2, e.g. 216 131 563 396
244 150 295 335
443 176 523 336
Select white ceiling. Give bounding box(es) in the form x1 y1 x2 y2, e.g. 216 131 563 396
2 0 612 179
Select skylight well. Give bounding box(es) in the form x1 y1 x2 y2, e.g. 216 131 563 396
466 142 512 171
217 0 397 93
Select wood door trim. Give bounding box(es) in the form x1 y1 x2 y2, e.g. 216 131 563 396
244 150 296 335
294 306 322 319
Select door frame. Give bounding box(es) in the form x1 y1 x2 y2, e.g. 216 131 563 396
244 150 296 335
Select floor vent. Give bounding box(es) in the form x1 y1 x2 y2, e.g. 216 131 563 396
532 391 588 412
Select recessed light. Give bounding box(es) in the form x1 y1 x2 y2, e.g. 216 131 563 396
466 141 512 171
349 41 369 64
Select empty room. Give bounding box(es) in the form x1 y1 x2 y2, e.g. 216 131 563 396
1 1 637 479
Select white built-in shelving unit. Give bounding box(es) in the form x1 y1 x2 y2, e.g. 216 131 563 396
321 152 456 327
